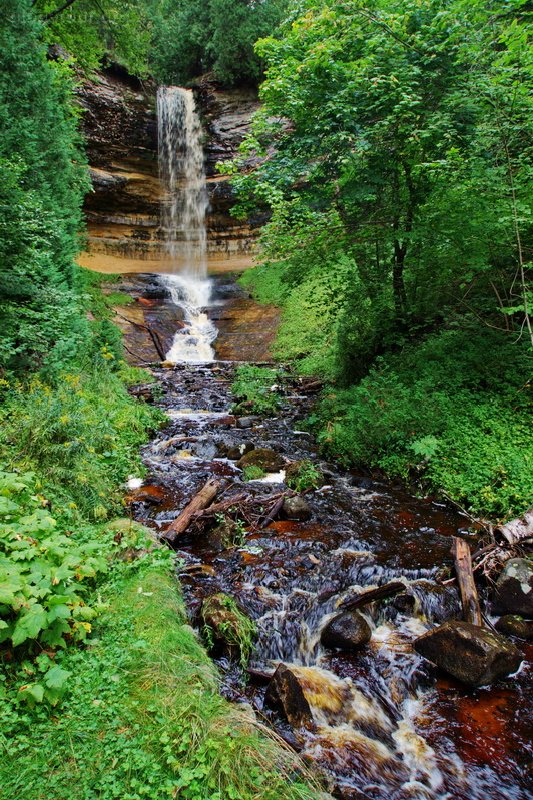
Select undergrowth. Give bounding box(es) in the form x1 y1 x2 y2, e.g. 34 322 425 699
231 365 281 415
0 547 321 800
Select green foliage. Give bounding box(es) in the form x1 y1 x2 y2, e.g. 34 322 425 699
34 0 152 76
231 0 533 518
231 365 281 414
286 460 322 493
0 470 106 657
242 465 267 482
0 366 163 522
0 565 319 800
149 0 289 86
311 330 532 520
0 1 89 372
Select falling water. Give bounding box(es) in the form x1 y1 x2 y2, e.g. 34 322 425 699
157 86 216 362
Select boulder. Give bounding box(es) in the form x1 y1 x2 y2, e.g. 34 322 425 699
494 557 533 617
282 496 312 521
264 664 314 729
495 615 533 641
321 611 372 651
237 447 284 473
414 620 523 687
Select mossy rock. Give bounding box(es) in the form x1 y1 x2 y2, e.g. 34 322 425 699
200 593 256 666
237 447 284 473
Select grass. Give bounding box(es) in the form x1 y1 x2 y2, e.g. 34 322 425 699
0 542 322 800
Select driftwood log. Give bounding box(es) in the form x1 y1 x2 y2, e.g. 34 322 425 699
495 507 533 546
162 479 222 544
340 581 405 611
452 537 483 626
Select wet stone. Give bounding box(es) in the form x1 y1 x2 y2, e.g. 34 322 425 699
264 664 314 729
321 611 372 651
494 557 533 617
282 496 312 521
226 442 255 460
495 615 533 641
236 416 260 429
414 620 523 687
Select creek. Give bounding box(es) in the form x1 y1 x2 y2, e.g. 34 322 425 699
121 86 532 800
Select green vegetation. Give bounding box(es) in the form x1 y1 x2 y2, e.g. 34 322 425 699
202 593 257 669
232 365 281 415
242 465 267 482
150 0 289 86
231 0 533 520
286 460 322 494
1 536 318 800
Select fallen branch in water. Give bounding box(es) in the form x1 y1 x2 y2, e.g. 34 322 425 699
496 507 533 546
340 581 405 611
162 479 222 545
452 537 483 626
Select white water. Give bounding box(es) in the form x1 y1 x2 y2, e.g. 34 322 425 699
156 86 216 362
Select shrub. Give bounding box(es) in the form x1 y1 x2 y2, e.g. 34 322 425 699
0 470 107 656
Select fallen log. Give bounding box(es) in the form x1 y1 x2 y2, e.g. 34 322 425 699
495 507 533 546
452 537 483 626
340 581 405 611
259 494 288 529
192 492 249 519
162 479 222 544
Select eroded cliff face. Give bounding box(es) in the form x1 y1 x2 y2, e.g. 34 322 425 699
77 65 260 274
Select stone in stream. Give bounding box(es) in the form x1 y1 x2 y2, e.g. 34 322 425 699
414 620 523 687
320 611 372 651
495 615 533 641
264 664 314 729
237 447 284 472
236 416 260 429
225 442 255 461
494 557 533 617
282 495 312 521
200 593 255 663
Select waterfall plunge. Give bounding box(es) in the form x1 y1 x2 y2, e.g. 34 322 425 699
157 86 216 362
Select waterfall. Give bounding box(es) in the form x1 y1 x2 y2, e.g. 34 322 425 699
157 86 216 362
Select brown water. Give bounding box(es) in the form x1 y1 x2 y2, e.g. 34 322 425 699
129 275 532 800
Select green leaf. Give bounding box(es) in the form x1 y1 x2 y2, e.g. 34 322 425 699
44 665 71 690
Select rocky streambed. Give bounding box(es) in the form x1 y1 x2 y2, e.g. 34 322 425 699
123 274 532 800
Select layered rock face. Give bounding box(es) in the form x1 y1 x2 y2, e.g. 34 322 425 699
77 66 260 274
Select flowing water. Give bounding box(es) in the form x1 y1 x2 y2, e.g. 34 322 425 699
156 86 216 361
129 352 532 800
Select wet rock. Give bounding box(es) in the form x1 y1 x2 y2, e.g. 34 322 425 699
282 496 312 521
237 447 284 472
236 416 260 429
226 442 255 460
200 593 255 662
264 664 314 729
414 620 523 687
206 519 242 553
494 557 533 617
321 611 372 651
495 615 533 641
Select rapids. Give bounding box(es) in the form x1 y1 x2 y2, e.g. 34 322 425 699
127 327 532 800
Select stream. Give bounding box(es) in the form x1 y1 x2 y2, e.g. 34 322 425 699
125 273 532 800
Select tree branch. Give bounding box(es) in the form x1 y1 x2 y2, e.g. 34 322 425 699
44 0 78 21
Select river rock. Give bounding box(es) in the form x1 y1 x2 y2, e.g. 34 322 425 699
414 620 523 687
282 496 312 521
237 447 284 472
321 611 372 651
236 416 260 429
226 442 255 460
264 664 314 729
495 615 533 641
200 593 254 660
494 557 533 617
